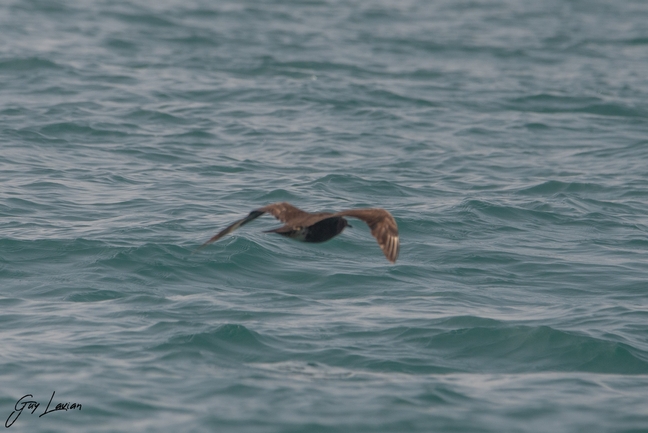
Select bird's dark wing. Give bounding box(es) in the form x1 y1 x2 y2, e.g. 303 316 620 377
194 209 266 252
333 208 399 263
195 202 312 252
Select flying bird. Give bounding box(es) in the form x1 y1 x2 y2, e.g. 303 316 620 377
197 202 399 263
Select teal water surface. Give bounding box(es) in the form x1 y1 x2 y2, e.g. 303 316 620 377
2 0 648 432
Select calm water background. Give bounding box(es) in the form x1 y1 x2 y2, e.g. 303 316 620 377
2 0 648 431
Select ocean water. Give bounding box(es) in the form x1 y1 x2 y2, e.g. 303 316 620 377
2 0 648 431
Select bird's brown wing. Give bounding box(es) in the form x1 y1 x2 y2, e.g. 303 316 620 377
257 202 313 225
333 208 400 263
195 202 313 252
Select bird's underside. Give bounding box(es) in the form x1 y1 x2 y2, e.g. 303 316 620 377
197 202 399 263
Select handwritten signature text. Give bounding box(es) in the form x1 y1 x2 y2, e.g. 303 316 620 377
5 392 81 428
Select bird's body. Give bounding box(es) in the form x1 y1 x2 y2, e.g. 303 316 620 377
197 202 399 263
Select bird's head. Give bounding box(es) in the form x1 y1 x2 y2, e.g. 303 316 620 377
338 218 351 232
